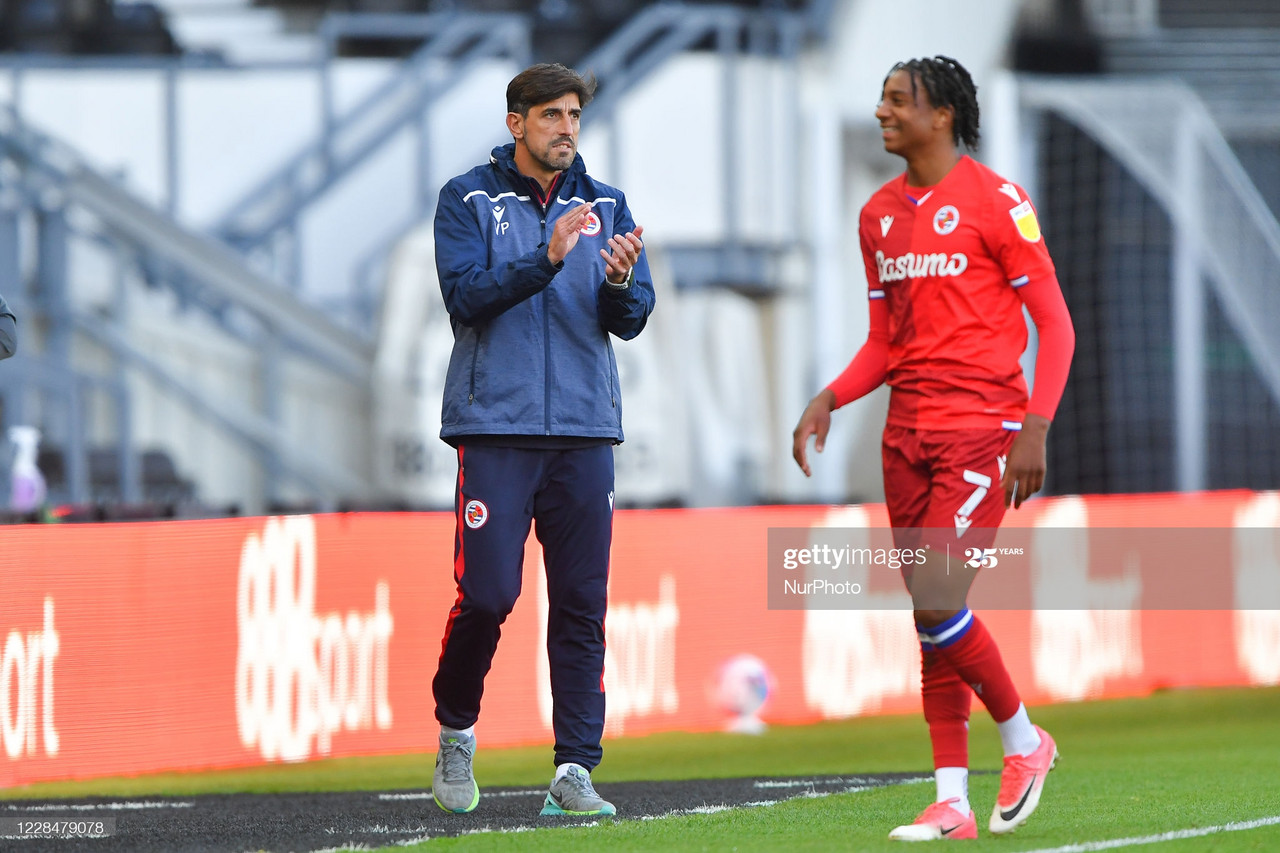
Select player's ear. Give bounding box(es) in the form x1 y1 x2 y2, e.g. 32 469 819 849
506 111 524 140
934 104 954 132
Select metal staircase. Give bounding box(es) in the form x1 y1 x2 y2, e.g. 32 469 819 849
210 12 531 291
0 107 374 508
0 3 833 511
211 4 819 302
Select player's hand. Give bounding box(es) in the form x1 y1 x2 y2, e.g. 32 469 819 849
602 225 644 284
792 389 837 477
547 203 593 265
1002 414 1050 509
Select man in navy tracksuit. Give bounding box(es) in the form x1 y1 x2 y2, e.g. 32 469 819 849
429 63 655 818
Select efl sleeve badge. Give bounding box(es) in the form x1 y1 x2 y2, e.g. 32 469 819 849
1009 200 1042 243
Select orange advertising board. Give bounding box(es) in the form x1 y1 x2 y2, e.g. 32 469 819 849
1 491 1277 786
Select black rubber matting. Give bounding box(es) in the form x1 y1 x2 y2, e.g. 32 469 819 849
0 773 929 852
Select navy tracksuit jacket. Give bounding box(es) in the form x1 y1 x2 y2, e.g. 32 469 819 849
431 143 655 769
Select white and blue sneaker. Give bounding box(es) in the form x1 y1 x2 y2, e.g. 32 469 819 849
540 764 616 816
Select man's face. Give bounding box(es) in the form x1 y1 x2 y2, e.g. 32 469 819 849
511 92 582 175
874 69 947 157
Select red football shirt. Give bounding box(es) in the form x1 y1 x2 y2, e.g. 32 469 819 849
858 155 1057 430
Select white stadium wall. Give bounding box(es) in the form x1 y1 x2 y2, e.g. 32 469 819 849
0 0 1042 510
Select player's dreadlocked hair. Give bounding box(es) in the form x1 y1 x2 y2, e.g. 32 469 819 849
886 55 981 151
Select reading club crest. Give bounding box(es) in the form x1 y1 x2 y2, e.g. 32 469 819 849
464 499 489 529
580 211 602 236
933 205 960 235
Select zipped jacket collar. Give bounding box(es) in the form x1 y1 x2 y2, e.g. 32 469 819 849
489 143 587 203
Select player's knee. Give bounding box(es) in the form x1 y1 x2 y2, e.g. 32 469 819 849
549 586 607 623
461 587 521 621
914 607 962 628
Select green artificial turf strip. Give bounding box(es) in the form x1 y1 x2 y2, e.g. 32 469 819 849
387 686 1280 852
4 687 1278 852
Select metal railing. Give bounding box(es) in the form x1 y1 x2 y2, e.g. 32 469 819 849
1021 77 1280 491
210 12 531 290
0 3 827 511
0 107 374 506
349 3 812 308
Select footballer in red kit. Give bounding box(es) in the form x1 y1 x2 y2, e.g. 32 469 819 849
793 56 1075 842
861 157 1055 433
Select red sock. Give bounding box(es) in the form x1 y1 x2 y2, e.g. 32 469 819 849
935 614 1021 724
921 650 971 768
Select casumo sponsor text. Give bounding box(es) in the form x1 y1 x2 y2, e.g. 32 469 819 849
876 250 968 282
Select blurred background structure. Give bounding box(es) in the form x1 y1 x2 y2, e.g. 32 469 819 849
0 0 1276 518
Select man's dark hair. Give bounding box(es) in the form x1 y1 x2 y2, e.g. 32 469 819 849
506 63 598 117
885 55 980 151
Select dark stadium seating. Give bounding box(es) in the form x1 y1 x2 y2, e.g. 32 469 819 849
32 444 196 507
0 0 178 54
272 0 815 62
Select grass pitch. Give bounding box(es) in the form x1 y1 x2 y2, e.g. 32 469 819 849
409 685 1280 852
4 686 1278 851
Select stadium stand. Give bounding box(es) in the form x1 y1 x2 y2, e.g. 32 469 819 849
259 0 814 62
0 0 1276 519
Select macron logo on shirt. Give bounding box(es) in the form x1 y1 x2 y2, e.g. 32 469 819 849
880 215 894 237
492 205 510 237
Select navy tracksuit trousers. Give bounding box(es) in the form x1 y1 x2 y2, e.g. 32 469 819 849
432 443 614 770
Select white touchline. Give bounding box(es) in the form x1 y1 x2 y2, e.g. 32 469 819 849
378 788 542 801
1015 815 1280 853
754 776 930 790
8 801 195 811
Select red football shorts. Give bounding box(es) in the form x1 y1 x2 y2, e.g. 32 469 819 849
881 423 1019 556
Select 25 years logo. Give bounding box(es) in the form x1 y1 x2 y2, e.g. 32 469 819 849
964 547 998 569
963 546 1024 569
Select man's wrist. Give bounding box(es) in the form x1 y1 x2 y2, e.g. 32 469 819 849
605 268 634 289
540 246 565 271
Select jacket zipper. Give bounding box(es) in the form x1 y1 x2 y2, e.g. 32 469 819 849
606 337 617 410
540 208 552 434
468 329 481 404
